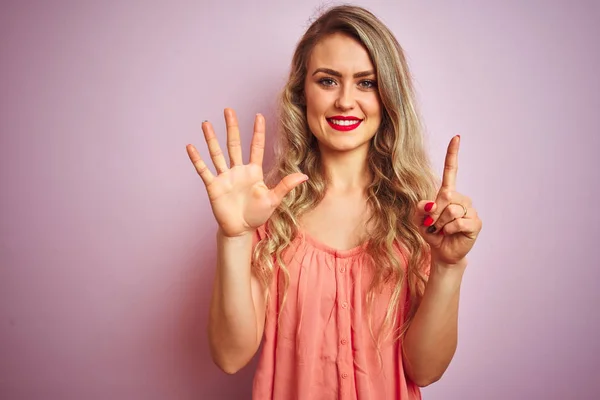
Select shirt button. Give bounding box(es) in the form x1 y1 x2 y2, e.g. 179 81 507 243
341 302 348 309
339 267 346 273
341 339 348 345
342 373 349 379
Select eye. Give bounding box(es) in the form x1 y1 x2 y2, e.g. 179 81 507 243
359 80 377 89
318 78 336 87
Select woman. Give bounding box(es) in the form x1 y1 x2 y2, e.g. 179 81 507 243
186 5 482 399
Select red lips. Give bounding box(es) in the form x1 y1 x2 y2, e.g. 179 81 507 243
326 115 363 131
328 115 361 121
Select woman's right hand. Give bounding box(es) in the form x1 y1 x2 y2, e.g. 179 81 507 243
186 108 308 238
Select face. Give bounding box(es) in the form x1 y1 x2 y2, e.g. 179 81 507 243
304 32 382 155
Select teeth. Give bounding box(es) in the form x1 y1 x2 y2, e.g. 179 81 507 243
330 119 360 126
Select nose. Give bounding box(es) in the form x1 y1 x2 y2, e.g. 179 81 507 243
335 86 355 111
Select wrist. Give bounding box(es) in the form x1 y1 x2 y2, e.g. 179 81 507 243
216 227 254 247
428 259 467 286
217 226 254 240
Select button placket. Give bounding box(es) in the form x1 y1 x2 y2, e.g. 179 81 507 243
335 257 353 389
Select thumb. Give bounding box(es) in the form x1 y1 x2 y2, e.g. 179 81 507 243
269 173 309 206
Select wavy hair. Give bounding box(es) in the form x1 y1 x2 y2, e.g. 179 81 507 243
252 4 439 344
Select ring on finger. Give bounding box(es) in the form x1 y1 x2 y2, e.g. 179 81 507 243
451 202 468 218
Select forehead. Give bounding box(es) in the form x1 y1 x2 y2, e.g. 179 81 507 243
308 32 374 73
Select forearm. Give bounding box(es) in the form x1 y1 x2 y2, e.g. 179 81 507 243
208 230 264 374
402 260 466 386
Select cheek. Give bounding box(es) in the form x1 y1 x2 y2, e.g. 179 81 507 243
368 96 382 114
366 97 382 124
305 88 328 115
304 88 322 134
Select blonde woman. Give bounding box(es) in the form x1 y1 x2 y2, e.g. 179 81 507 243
186 5 482 399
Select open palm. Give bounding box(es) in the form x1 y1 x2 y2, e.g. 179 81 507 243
186 108 308 237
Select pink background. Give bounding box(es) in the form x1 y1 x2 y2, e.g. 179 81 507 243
1 1 599 399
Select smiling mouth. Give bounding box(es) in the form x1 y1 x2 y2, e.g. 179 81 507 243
326 117 363 131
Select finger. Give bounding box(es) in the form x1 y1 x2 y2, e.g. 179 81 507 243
249 114 266 166
414 200 437 226
186 144 215 186
440 216 481 239
429 188 471 219
202 121 228 174
415 200 437 216
424 193 471 233
268 173 309 206
441 135 460 190
224 108 243 167
427 204 470 233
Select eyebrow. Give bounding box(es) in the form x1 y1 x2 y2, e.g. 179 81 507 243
311 68 375 78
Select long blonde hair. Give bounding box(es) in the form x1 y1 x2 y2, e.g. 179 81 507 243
252 4 438 342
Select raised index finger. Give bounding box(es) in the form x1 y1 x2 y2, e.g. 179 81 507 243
441 135 460 190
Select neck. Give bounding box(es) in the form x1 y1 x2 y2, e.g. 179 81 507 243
319 144 372 193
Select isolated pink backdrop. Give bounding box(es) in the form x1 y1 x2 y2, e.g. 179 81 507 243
1 1 599 399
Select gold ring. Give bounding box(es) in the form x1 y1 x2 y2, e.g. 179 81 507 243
451 203 468 218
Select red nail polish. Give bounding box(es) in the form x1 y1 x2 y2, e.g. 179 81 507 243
423 216 434 227
424 202 434 212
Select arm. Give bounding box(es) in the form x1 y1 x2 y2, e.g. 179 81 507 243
186 110 307 374
402 259 466 387
207 229 267 374
403 135 482 386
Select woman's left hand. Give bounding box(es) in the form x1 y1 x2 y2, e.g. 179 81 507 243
416 135 483 267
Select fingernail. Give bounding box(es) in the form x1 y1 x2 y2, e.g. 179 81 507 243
423 216 434 227
427 225 436 234
424 202 434 212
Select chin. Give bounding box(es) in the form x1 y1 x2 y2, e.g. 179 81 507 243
321 137 371 154
310 122 376 154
